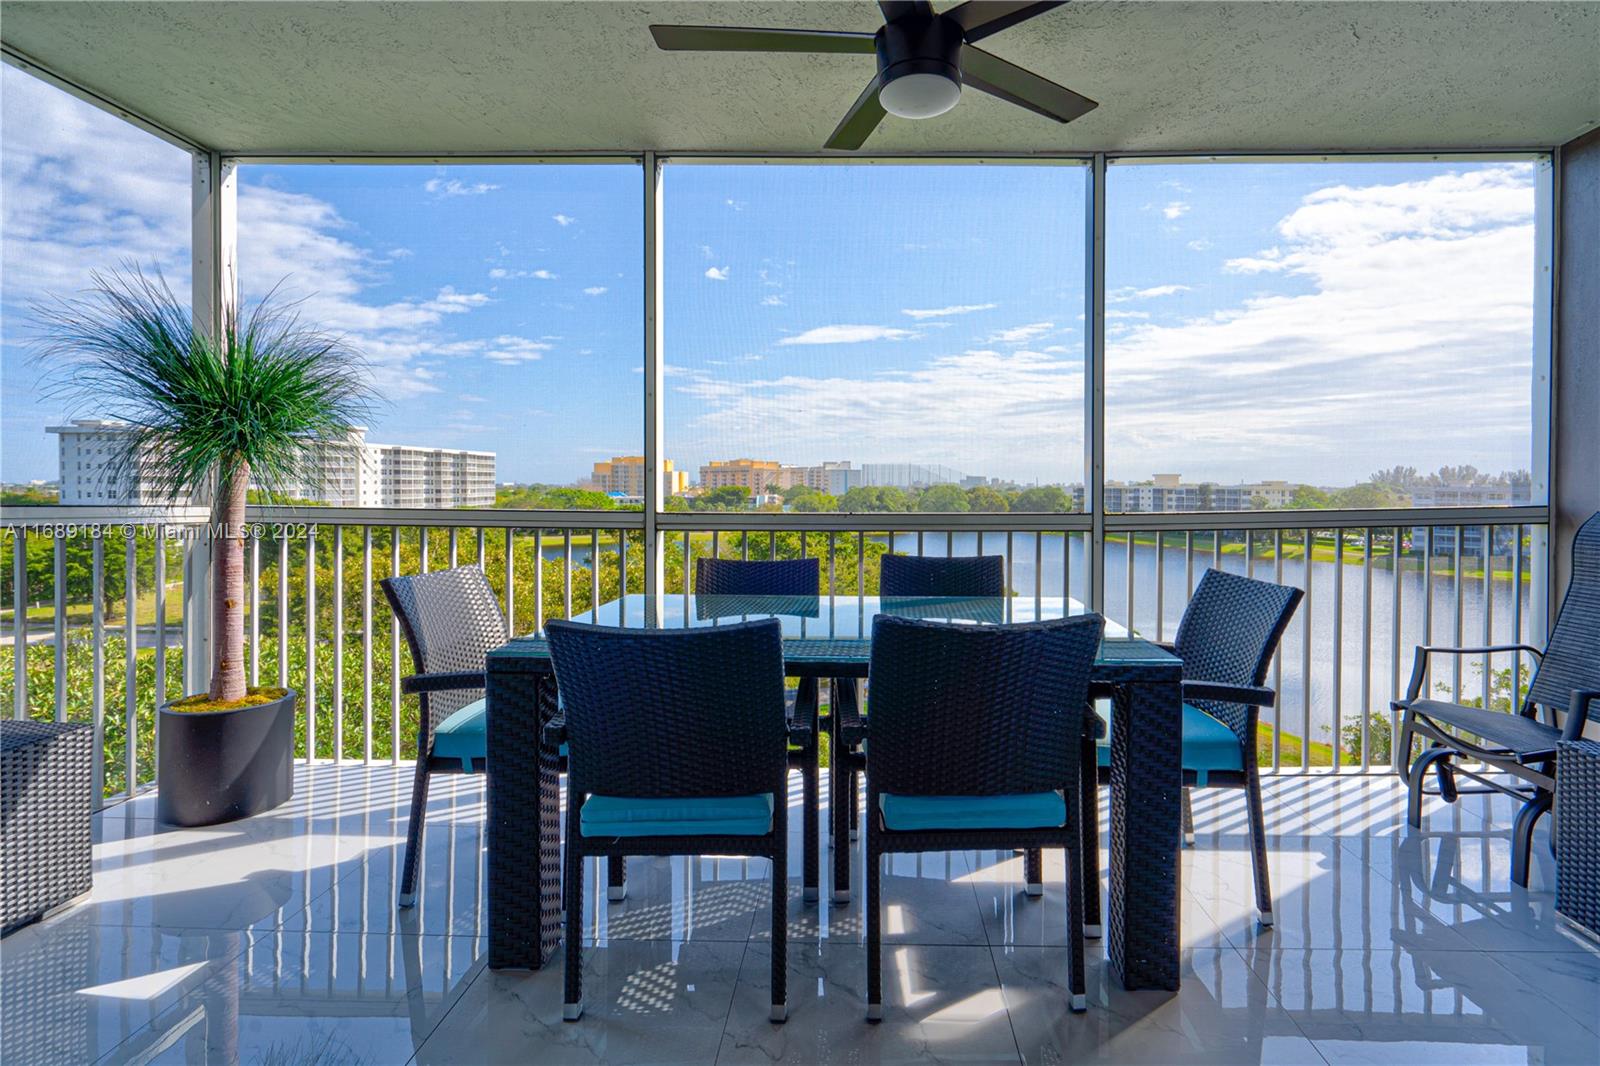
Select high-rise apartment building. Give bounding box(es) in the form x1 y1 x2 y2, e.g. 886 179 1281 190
49 420 495 508
590 456 688 499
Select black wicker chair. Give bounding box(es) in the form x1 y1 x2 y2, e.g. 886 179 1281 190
380 566 512 908
544 618 796 1023
862 612 1103 1019
1395 511 1600 888
1087 568 1302 928
879 553 1005 597
829 553 1008 902
693 556 823 903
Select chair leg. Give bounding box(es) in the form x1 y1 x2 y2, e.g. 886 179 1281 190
865 832 882 1022
1243 776 1274 927
1408 745 1455 828
607 855 627 902
1181 787 1196 848
1024 849 1044 897
1080 734 1102 938
1511 790 1552 888
564 831 584 1021
1064 808 1087 1012
770 834 789 1023
849 768 860 842
398 763 431 908
803 755 819 903
832 760 852 904
1395 709 1417 779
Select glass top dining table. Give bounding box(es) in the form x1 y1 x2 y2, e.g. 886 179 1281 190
484 593 1185 993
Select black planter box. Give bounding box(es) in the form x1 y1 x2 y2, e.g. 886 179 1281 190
156 690 296 827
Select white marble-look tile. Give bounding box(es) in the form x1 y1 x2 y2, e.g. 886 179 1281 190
0 915 251 1066
1486 949 1600 1037
996 946 1326 1065
719 942 1024 1064
412 940 745 1065
100 929 485 1065
1240 945 1600 1064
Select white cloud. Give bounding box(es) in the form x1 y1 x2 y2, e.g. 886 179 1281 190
437 335 553 365
424 178 499 198
901 303 997 319
459 393 488 403
988 322 1054 344
705 266 730 281
761 294 785 307
488 267 557 280
1186 239 1212 252
583 286 608 296
552 213 576 226
1108 285 1191 303
777 324 918 346
1162 201 1190 220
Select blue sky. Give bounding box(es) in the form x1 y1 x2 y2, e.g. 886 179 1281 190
2 64 1540 490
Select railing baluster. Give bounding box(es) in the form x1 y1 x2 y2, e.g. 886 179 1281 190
1185 530 1195 595
362 527 372 764
1155 530 1166 642
1423 526 1435 698
946 530 953 558
828 531 836 599
712 530 720 560
858 530 867 612
916 530 924 557
306 526 318 762
616 528 626 624
681 530 690 608
1332 528 1344 772
278 535 290 689
153 527 165 714
92 536 105 803
54 531 67 721
449 527 458 569
421 527 430 574
768 530 776 560
1390 526 1402 750
1034 530 1042 617
333 526 344 763
505 529 516 633
1481 524 1493 713
476 528 486 569
1301 528 1313 771
1062 528 1071 608
390 528 401 762
591 527 600 622
564 531 574 619
11 529 25 719
1452 526 1464 702
250 535 260 687
1124 531 1135 634
1213 528 1222 572
742 531 750 562
1361 528 1372 771
1513 524 1525 709
125 534 137 791
1005 531 1014 603
1273 529 1284 773
534 530 544 634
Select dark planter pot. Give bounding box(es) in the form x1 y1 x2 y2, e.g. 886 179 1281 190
156 689 296 827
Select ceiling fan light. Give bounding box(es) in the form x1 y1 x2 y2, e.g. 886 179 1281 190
879 72 962 119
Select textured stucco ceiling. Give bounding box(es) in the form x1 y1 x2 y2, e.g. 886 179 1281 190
2 1 1597 155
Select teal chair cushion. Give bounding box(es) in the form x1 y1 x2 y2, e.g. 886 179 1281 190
432 698 487 765
580 793 775 838
879 791 1066 832
431 697 569 766
1095 702 1244 786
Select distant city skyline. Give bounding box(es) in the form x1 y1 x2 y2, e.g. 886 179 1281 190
3 65 1542 490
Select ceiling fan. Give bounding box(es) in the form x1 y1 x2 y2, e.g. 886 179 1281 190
650 1 1097 150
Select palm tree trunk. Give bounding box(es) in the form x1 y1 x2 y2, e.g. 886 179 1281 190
208 464 249 703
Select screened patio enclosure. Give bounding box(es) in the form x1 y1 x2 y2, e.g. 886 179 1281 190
1 2 1597 1064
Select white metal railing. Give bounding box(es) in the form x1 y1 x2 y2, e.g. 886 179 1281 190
0 503 1548 807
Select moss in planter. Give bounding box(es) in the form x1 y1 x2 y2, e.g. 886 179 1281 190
167 687 290 713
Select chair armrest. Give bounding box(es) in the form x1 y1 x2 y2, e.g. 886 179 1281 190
1395 644 1545 706
542 715 567 747
786 717 814 744
1183 680 1275 707
401 670 487 696
1562 690 1600 743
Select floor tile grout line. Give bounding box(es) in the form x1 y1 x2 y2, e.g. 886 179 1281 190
1221 939 1334 1064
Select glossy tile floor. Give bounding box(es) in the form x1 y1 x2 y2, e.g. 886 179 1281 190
2 764 1596 1066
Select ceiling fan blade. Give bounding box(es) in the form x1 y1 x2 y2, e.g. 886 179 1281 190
878 1 935 22
649 25 877 55
825 78 888 151
945 2 1066 43
959 44 1098 123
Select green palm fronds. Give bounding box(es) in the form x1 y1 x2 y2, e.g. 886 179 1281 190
32 265 377 505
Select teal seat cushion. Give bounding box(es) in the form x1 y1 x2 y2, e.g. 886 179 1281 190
1095 702 1244 786
431 698 568 766
432 697 487 765
879 791 1065 832
580 793 775 838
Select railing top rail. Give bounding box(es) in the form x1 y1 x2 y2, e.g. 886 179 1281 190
0 503 1548 534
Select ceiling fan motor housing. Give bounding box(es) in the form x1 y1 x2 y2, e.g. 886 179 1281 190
875 13 964 111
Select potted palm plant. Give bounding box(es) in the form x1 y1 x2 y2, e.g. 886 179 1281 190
37 267 373 826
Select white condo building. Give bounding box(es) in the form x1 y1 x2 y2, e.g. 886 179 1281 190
49 420 495 508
